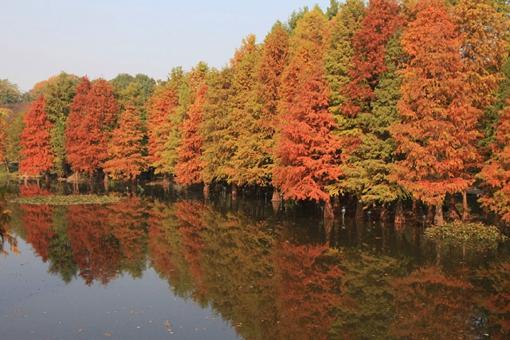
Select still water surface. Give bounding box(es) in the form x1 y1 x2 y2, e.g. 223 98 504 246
1 186 509 339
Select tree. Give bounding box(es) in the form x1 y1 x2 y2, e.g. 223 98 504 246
273 8 340 204
479 101 510 222
0 79 22 105
19 96 54 177
43 72 80 177
225 35 274 187
335 32 406 207
391 0 479 225
104 105 147 181
65 77 91 176
110 73 155 120
325 0 365 118
201 68 235 185
175 83 208 186
342 0 402 117
0 109 7 166
79 79 119 175
146 77 178 177
455 0 509 218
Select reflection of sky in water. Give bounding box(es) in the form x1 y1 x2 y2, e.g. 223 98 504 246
0 239 238 340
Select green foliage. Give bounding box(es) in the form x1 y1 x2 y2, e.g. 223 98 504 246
110 73 155 121
425 222 508 251
40 72 80 177
325 0 365 117
201 68 235 184
331 31 405 205
0 79 22 105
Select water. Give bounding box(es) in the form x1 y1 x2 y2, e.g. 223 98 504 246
1 185 509 339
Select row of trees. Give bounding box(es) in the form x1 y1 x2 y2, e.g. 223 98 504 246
2 0 510 225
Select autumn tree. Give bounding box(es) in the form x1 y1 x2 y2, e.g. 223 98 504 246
146 79 178 178
79 79 119 175
455 0 509 218
273 8 340 206
0 79 22 105
65 77 91 178
110 73 155 120
201 68 235 185
391 0 479 225
342 0 402 117
104 105 147 181
225 35 272 188
19 96 54 178
175 83 208 186
479 101 510 223
0 109 7 166
43 72 79 177
325 0 365 118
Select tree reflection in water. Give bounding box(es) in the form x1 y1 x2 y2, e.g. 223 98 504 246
8 195 510 339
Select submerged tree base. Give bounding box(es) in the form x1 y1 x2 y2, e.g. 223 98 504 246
425 222 508 252
9 194 122 206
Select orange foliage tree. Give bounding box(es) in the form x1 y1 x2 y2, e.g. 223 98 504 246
391 0 479 225
175 83 207 186
104 105 146 181
65 77 91 176
0 110 6 165
273 8 340 204
146 83 178 177
20 96 54 177
342 0 402 117
479 101 510 222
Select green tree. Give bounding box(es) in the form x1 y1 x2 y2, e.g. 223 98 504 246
0 79 22 105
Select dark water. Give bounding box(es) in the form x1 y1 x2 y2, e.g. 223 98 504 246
1 185 509 339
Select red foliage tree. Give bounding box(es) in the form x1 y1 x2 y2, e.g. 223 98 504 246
391 0 479 225
273 9 340 203
103 104 146 181
19 96 54 177
342 0 402 116
175 83 207 186
65 77 91 175
79 79 119 175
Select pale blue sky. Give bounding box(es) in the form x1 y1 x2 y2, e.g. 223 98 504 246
2 0 331 91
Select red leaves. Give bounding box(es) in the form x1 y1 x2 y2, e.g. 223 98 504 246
342 0 402 117
20 96 54 176
65 78 118 175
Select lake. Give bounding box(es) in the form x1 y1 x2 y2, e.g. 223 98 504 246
1 184 509 339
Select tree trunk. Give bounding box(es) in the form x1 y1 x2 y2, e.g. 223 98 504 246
355 199 364 222
203 183 210 200
271 189 281 202
462 190 469 221
231 184 238 201
434 201 445 226
103 175 109 192
324 199 335 221
394 200 405 228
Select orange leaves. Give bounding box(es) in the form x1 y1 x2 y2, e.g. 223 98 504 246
175 84 207 186
146 84 178 175
391 0 479 207
20 96 54 176
104 105 146 181
274 9 340 203
479 102 510 222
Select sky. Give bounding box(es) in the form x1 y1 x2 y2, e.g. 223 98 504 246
1 0 331 91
